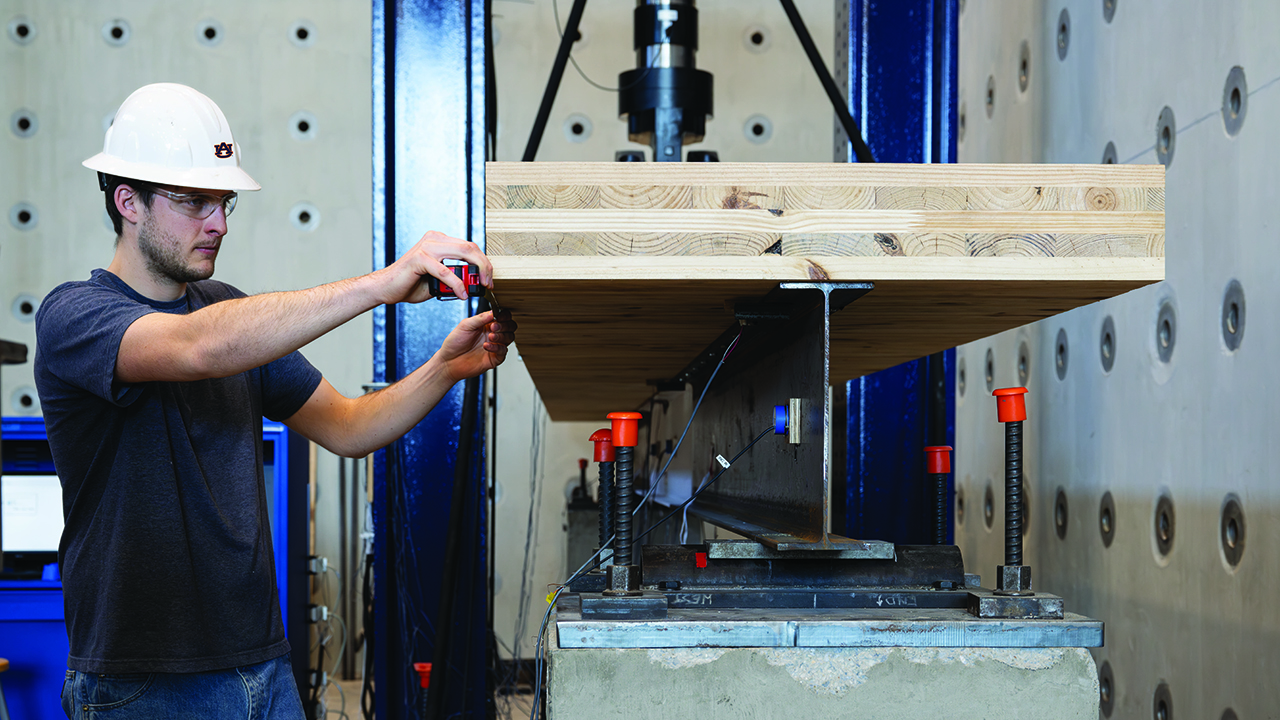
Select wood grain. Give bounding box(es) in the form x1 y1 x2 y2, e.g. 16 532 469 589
485 163 1165 420
492 257 1162 421
487 162 1165 260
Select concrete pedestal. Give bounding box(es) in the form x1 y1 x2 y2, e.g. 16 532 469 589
547 639 1099 719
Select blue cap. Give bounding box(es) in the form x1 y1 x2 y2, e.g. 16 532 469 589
774 405 788 435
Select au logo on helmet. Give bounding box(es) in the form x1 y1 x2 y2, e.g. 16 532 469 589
213 142 234 159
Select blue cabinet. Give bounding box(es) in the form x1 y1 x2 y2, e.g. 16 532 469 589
0 416 309 720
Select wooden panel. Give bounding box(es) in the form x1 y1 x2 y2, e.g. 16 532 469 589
486 163 1164 420
492 257 1163 421
487 162 1166 262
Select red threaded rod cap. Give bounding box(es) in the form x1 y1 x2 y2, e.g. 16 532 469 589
993 387 1029 423
412 662 432 689
606 412 643 448
924 446 953 474
589 428 615 462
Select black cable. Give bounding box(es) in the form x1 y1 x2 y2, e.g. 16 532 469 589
361 527 375 719
485 0 497 161
777 0 876 163
551 0 656 93
486 368 499 720
633 427 773 545
560 425 773 588
461 390 485 718
523 0 589 161
425 375 481 720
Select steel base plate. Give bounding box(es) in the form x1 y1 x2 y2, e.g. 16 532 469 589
554 601 1102 649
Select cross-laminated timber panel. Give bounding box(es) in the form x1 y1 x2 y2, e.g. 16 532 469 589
486 163 1164 421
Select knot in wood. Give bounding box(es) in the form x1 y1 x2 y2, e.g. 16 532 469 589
1086 187 1117 211
875 233 905 256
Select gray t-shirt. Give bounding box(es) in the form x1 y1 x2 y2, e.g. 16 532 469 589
34 269 322 674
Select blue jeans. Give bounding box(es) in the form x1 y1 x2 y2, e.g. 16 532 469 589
60 655 305 719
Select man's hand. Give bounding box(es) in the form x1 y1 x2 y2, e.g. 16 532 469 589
437 310 518 382
285 309 517 457
377 230 493 305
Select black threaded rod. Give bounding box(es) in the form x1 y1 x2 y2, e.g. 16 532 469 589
597 460 615 558
614 446 635 567
930 473 947 544
1004 420 1023 566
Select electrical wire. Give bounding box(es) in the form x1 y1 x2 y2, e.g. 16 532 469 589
542 326 743 593
633 426 773 546
679 470 710 544
328 680 351 720
501 392 547 716
529 425 773 720
517 328 746 720
315 612 350 719
551 0 657 93
327 612 349 678
528 585 565 720
632 329 740 514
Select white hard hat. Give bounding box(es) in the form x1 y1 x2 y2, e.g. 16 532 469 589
83 83 260 192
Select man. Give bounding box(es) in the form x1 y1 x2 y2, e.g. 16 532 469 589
34 83 515 719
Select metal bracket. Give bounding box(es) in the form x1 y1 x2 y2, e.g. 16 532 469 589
677 282 873 549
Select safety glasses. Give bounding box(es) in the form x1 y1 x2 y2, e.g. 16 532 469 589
151 187 238 219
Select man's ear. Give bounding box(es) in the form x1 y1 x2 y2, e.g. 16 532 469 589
114 184 144 227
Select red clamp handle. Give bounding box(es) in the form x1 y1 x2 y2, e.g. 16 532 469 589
924 446 953 474
428 264 482 300
606 412 643 448
589 428 615 462
993 387 1029 423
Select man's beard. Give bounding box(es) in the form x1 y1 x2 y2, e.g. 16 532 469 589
137 216 214 285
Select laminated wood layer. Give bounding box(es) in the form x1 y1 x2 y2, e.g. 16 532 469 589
486 162 1166 260
492 257 1163 421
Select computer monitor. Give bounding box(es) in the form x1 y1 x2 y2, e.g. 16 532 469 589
2 474 63 562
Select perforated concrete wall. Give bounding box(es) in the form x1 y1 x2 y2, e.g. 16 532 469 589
2 0 371 410
954 2 1279 719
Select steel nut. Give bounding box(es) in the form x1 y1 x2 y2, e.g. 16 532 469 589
996 564 1033 595
604 564 640 595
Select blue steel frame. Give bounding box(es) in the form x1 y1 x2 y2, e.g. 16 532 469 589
841 0 960 544
372 1 489 718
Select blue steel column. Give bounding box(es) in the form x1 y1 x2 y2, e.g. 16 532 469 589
842 0 959 544
373 1 489 718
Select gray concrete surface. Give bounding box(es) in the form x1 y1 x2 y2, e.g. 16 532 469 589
548 638 1098 719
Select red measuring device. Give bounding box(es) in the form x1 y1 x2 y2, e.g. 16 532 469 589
429 264 483 301
428 263 503 311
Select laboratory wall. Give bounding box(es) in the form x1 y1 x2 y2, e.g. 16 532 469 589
954 2 1279 719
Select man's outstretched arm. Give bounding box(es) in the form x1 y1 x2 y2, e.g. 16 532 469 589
282 309 517 458
115 232 491 383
